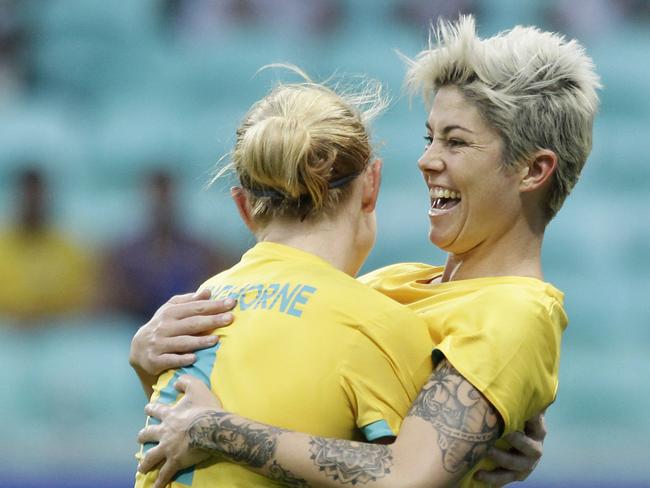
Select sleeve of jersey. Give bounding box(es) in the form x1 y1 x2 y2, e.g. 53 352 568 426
339 308 433 441
433 288 565 434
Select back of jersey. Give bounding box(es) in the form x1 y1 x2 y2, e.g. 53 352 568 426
135 242 432 488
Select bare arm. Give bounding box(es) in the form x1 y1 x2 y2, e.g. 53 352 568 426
140 360 501 488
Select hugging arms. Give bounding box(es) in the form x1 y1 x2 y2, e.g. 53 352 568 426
130 290 546 488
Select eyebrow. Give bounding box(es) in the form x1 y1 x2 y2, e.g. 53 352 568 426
425 122 474 135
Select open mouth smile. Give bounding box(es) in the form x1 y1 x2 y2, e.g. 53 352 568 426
429 186 461 215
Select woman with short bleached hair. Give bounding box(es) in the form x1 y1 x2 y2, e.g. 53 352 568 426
406 16 599 223
135 15 600 488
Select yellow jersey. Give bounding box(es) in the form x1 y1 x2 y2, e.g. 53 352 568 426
361 263 568 488
135 243 433 488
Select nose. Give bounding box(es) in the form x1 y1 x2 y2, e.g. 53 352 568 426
417 143 445 173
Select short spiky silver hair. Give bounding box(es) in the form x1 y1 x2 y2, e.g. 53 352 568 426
405 15 601 220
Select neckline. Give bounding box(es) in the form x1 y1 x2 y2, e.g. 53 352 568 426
409 265 563 299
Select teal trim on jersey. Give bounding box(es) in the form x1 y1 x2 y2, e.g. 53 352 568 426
361 419 394 441
143 342 221 485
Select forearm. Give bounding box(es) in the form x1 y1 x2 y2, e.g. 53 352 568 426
187 411 439 488
187 361 500 488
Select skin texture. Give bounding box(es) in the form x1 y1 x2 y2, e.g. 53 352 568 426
420 86 554 283
421 87 522 254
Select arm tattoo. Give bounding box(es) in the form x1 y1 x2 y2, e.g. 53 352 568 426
408 361 500 474
188 411 281 467
188 412 309 486
268 460 309 487
308 437 393 485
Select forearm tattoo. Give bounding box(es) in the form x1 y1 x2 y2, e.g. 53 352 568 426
408 361 500 474
308 438 393 485
268 460 310 487
188 412 308 486
188 411 281 467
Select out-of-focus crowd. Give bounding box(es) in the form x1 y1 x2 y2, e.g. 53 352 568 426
0 0 648 327
1 0 648 104
0 166 237 324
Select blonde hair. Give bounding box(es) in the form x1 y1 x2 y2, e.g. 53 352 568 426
405 15 601 220
225 65 387 224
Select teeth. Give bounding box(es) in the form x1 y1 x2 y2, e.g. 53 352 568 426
430 187 461 200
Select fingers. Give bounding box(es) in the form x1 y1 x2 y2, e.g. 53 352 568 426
175 313 233 336
156 353 197 371
175 375 223 408
164 334 219 354
164 298 236 322
138 445 165 474
146 402 171 421
168 289 211 304
138 425 162 444
154 461 179 488
524 411 547 441
174 374 202 393
504 430 542 459
474 467 520 486
485 446 531 473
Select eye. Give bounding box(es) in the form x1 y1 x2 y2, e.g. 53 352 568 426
423 135 433 147
447 138 466 148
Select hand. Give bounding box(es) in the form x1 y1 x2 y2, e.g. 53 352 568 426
129 289 236 376
474 411 547 486
138 375 224 488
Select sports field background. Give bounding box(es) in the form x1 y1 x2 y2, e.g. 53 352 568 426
0 1 648 487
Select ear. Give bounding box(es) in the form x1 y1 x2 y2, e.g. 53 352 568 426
230 186 257 233
361 159 382 213
519 150 558 193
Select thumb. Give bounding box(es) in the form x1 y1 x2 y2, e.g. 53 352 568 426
174 374 200 394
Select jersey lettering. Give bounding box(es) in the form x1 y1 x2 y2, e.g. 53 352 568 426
208 282 317 318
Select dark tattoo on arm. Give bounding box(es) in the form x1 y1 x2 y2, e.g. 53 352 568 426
188 411 280 467
308 437 393 485
187 412 309 486
268 460 310 487
408 361 501 474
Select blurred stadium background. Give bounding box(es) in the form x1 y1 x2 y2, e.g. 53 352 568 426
0 0 648 487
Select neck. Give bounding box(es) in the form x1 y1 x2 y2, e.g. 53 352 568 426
440 218 545 282
257 215 367 277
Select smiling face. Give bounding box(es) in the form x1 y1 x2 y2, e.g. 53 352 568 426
419 85 524 255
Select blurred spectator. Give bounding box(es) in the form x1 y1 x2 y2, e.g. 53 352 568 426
104 169 234 322
160 0 343 40
543 0 626 39
619 0 650 23
392 0 480 29
0 168 96 320
245 0 343 36
0 0 30 103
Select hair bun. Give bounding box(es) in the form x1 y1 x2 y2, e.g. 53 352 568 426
239 114 333 206
228 66 387 223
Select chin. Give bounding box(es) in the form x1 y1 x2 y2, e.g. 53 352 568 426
428 227 458 253
428 229 446 249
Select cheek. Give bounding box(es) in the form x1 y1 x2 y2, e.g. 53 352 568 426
474 165 517 198
473 176 521 219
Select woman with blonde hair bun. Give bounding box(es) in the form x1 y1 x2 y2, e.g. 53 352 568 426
134 67 437 487
134 14 601 488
